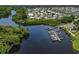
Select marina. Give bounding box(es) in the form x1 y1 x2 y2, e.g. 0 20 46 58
47 27 63 42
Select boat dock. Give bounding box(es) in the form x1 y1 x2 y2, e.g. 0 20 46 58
48 28 63 42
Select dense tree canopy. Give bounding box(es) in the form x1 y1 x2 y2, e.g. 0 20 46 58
0 25 28 53
0 7 12 18
12 7 27 24
26 19 61 26
60 15 75 23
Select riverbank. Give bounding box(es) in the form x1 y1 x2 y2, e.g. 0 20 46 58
0 25 29 53
62 27 79 52
26 19 61 26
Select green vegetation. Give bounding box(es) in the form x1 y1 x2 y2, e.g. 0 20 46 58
63 27 79 51
0 7 12 18
60 15 75 23
12 7 27 24
26 19 61 26
72 32 79 51
71 20 79 51
0 25 28 53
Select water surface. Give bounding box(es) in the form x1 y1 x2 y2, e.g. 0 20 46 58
18 25 75 54
0 10 17 27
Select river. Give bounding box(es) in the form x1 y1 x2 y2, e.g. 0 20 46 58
0 10 77 54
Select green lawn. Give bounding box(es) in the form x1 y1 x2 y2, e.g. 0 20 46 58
72 32 79 51
63 28 79 51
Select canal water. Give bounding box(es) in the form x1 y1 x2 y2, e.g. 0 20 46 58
0 10 17 27
0 10 76 54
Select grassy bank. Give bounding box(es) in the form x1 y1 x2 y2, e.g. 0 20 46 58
0 25 28 53
63 28 79 52
72 32 79 51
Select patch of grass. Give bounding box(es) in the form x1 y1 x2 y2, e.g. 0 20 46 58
72 32 79 51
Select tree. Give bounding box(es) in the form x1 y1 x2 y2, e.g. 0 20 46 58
61 15 74 23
